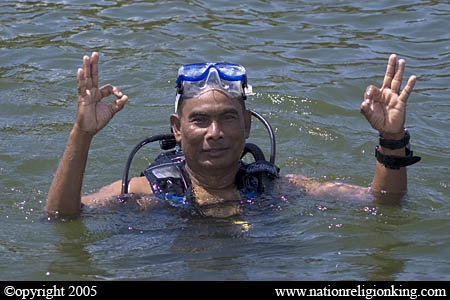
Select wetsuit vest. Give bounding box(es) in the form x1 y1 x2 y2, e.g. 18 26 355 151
142 149 279 208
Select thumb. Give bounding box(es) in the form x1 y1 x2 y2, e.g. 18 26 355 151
109 95 128 115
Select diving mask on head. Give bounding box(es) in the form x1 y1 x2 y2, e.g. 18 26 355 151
174 62 253 113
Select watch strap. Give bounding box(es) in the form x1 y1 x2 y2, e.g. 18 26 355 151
375 146 421 169
379 130 410 150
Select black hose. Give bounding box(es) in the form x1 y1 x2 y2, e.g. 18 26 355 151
121 134 174 195
250 110 276 164
120 111 276 196
242 143 266 161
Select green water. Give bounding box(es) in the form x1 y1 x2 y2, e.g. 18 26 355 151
0 0 449 280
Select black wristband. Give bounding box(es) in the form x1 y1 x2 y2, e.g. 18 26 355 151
379 129 410 150
375 146 421 169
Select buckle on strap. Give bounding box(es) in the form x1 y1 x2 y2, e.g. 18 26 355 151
375 146 421 169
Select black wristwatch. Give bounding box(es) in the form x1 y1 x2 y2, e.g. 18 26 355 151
375 146 421 169
379 129 410 150
375 130 421 169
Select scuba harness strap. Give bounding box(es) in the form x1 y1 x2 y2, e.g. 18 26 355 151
142 144 279 207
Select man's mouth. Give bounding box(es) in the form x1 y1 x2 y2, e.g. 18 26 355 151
203 147 229 157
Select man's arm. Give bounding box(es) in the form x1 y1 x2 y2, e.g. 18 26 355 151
360 54 416 199
282 174 371 201
80 176 152 207
46 52 129 217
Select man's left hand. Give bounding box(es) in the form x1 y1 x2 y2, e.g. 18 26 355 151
360 54 416 140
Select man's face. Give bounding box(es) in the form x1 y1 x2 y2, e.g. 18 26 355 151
170 90 251 174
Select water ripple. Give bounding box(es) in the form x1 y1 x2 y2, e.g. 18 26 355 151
0 0 449 281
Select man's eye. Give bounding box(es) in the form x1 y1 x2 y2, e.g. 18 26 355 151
223 114 237 121
191 117 208 124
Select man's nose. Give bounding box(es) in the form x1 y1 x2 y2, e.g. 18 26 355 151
205 120 224 140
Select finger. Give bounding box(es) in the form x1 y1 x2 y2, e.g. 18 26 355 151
391 59 405 94
381 54 397 89
98 84 125 104
109 95 128 115
99 84 114 99
365 84 385 104
398 75 416 104
361 86 375 118
83 55 92 89
77 68 87 97
98 84 123 98
360 98 372 118
91 52 99 88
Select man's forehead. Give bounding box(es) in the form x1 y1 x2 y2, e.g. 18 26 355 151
180 90 244 115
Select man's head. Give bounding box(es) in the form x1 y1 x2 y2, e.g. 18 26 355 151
170 62 253 177
170 89 251 175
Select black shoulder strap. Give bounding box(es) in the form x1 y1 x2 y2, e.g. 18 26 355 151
142 151 189 198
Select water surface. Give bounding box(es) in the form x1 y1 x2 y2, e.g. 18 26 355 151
0 0 449 280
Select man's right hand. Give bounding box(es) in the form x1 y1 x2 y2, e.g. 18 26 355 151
75 52 128 136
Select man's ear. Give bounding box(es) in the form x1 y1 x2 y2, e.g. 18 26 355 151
244 109 251 139
170 114 182 143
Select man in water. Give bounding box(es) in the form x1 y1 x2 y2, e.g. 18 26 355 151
46 52 420 217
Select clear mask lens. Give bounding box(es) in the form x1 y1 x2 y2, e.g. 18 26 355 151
181 68 244 99
175 63 252 113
